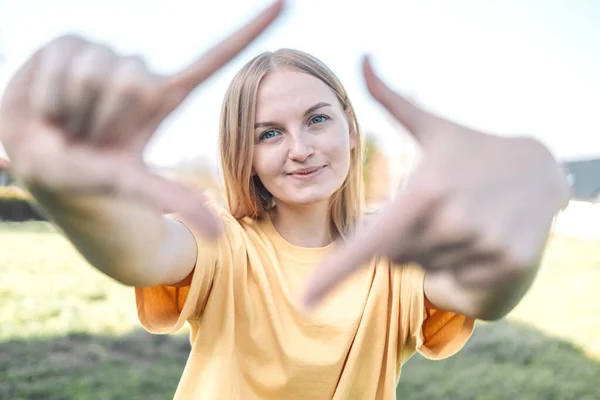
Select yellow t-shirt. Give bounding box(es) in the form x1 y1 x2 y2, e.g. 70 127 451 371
135 204 475 400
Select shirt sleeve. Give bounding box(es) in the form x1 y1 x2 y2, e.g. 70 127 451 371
134 199 234 335
399 264 475 362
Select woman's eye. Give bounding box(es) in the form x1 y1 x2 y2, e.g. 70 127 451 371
310 115 329 125
259 129 279 141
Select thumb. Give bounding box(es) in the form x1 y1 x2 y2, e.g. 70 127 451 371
38 146 222 239
302 175 428 307
363 55 437 145
119 163 222 239
302 227 380 308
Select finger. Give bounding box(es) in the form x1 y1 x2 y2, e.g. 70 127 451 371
362 55 438 144
155 0 285 120
302 173 430 307
416 240 473 272
63 45 115 139
88 56 158 146
302 231 376 308
453 257 516 289
30 35 86 123
51 149 223 239
121 165 223 239
417 198 479 267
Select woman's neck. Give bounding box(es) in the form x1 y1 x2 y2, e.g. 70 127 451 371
271 201 334 248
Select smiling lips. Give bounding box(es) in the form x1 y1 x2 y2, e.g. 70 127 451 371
288 166 326 178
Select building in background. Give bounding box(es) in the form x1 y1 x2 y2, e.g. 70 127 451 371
553 156 600 239
563 156 600 202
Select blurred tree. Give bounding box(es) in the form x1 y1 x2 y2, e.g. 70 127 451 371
362 133 391 206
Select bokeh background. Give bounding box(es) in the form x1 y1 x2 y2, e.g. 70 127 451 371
1 0 599 399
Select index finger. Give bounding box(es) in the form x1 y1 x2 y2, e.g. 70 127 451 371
108 158 223 239
362 55 437 144
130 169 223 239
158 0 285 117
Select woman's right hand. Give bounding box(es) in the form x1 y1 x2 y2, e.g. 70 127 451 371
0 0 283 238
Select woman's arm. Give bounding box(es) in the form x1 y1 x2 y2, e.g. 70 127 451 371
29 186 197 288
0 3 284 288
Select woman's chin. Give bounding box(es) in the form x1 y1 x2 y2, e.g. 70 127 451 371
279 191 333 207
271 183 340 207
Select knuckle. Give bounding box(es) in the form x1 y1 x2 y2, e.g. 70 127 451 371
69 69 98 92
439 203 470 233
435 202 477 243
37 35 87 64
70 47 115 88
79 44 115 68
114 78 144 100
46 33 86 49
111 56 151 99
35 34 86 65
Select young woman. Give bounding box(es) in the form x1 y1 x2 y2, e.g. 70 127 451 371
0 1 569 399
134 48 475 399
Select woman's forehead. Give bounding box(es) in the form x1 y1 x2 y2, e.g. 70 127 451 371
256 69 339 118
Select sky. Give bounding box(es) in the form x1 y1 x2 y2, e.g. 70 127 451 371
0 0 599 172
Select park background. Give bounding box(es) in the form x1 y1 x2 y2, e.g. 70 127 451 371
1 0 600 398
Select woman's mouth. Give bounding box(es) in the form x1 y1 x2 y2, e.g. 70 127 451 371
288 166 326 179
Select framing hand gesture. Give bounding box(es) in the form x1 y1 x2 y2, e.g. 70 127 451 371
304 57 571 308
0 0 284 238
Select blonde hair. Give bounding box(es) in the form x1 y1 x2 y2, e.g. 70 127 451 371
218 49 364 238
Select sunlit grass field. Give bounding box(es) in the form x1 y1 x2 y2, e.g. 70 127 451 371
1 222 599 399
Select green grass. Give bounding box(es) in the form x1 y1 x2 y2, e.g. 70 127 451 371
1 222 599 399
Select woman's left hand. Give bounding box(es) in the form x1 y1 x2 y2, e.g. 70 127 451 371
303 57 571 312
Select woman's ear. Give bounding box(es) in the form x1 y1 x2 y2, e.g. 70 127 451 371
349 132 357 150
345 108 357 150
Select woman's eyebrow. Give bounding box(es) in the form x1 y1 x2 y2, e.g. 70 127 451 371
255 120 277 129
303 102 332 117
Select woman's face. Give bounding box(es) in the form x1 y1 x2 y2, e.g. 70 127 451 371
252 68 355 208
